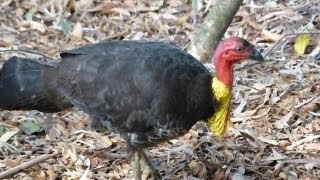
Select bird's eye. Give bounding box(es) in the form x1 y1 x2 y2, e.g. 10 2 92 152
235 46 244 52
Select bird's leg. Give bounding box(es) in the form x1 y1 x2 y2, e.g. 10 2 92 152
126 142 161 179
133 150 142 180
127 142 143 180
140 150 162 180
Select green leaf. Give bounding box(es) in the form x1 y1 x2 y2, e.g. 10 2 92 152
192 0 203 12
25 7 37 21
19 120 42 135
294 34 310 56
58 18 73 36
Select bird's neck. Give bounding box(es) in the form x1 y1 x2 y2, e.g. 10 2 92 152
208 77 232 135
214 60 234 88
207 58 234 135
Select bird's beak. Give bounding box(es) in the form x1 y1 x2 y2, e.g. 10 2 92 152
249 47 264 61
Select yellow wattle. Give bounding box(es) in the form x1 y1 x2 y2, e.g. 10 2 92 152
208 77 232 135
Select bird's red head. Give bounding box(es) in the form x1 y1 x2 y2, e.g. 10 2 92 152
212 37 263 88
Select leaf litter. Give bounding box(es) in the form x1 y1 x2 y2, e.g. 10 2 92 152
0 0 320 179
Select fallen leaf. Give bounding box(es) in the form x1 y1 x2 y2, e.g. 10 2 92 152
0 129 20 142
287 135 320 150
261 29 281 42
58 18 73 36
1 0 13 7
5 159 20 168
80 158 91 180
19 120 42 135
263 148 287 161
176 14 189 26
274 112 293 129
232 166 249 180
294 34 310 56
304 143 320 151
88 1 115 14
71 22 83 39
259 136 280 146
189 160 207 179
111 7 131 16
0 41 12 47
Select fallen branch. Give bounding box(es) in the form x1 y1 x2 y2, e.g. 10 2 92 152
0 153 57 179
105 28 129 40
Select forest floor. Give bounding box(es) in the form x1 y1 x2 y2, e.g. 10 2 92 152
0 0 320 179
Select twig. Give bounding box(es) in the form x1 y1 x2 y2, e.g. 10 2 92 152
0 49 55 60
102 152 127 159
287 135 320 150
105 28 129 40
0 153 57 179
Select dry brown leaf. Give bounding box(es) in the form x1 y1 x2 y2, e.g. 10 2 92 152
5 158 20 168
263 87 272 104
263 148 287 161
162 13 178 20
1 0 13 7
213 169 225 180
233 99 247 115
274 111 293 129
247 19 264 30
175 14 189 26
47 165 58 180
0 129 20 142
287 135 320 150
258 136 279 146
71 22 83 39
189 160 207 179
304 143 320 151
261 29 281 42
111 7 131 16
19 21 47 33
88 2 116 15
0 41 12 47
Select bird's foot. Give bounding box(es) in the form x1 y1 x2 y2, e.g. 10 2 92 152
140 150 162 180
130 149 162 180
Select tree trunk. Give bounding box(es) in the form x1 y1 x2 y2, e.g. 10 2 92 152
188 0 244 62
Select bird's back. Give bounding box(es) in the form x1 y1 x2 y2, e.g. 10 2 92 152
49 41 218 147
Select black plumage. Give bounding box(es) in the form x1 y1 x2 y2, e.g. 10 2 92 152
0 57 72 112
46 41 218 147
0 41 218 147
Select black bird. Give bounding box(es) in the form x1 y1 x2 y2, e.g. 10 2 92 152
0 37 263 179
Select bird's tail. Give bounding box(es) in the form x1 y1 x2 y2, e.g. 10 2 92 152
0 56 72 112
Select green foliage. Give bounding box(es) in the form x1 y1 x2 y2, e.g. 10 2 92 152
19 120 42 135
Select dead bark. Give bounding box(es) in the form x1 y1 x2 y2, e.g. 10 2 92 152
188 0 244 62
